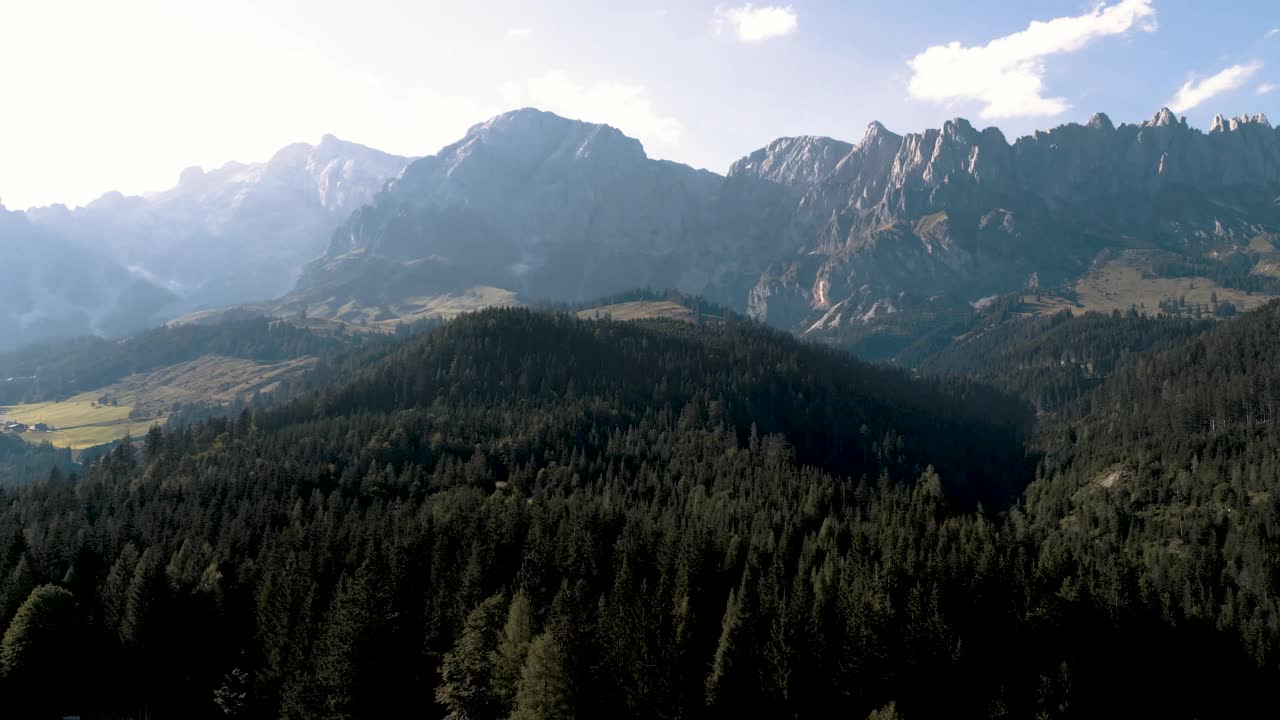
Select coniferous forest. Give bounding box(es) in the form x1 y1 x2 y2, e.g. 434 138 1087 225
3 304 1280 718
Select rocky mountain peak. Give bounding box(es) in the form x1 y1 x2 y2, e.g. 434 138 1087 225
1086 112 1115 132
942 117 979 141
1141 107 1184 128
728 135 855 188
979 126 1009 145
1210 112 1273 134
860 121 899 145
455 107 646 165
266 141 319 169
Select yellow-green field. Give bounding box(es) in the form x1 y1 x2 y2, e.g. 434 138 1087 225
296 286 521 329
578 300 698 322
1023 252 1277 318
577 300 725 323
173 286 524 334
1248 234 1278 254
0 355 316 450
1 398 155 449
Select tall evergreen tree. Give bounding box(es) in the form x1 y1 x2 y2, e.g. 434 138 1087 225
511 633 574 720
492 591 534 708
1 584 79 715
437 592 507 719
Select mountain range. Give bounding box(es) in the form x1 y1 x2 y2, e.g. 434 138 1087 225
276 106 1280 354
8 106 1280 355
0 136 410 350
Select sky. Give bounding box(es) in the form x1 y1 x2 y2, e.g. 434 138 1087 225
1 0 1278 209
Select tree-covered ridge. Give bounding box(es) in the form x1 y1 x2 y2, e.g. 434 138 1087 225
899 299 1280 679
275 309 1032 505
0 306 1277 717
910 309 1213 412
0 312 364 405
1016 300 1280 673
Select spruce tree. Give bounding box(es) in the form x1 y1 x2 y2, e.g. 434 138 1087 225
491 590 534 708
510 633 574 720
1 584 79 714
437 592 507 718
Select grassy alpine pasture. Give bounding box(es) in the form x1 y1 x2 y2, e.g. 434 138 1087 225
0 398 151 449
0 355 315 449
1023 251 1276 318
577 299 704 322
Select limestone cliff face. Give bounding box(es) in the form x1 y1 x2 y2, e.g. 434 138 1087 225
737 109 1280 331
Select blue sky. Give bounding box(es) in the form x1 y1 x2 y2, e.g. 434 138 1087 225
1 0 1277 208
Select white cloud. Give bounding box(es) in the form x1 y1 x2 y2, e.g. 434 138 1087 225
505 28 531 39
906 0 1157 119
714 4 798 42
1268 28 1279 38
1259 82 1277 95
499 71 684 148
1168 62 1263 112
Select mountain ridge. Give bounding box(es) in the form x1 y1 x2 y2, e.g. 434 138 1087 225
281 106 1280 352
9 106 1280 355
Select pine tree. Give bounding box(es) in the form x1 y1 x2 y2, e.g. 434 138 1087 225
705 585 749 711
120 546 168 651
437 592 507 719
510 633 574 720
256 549 315 691
101 544 139 634
0 555 35 630
491 590 534 708
1 584 79 714
310 561 391 720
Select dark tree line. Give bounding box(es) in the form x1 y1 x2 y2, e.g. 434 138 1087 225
0 434 74 488
1153 252 1280 296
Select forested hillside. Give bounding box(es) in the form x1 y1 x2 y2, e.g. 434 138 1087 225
0 312 360 406
0 306 1278 718
907 309 1214 411
1023 300 1280 672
